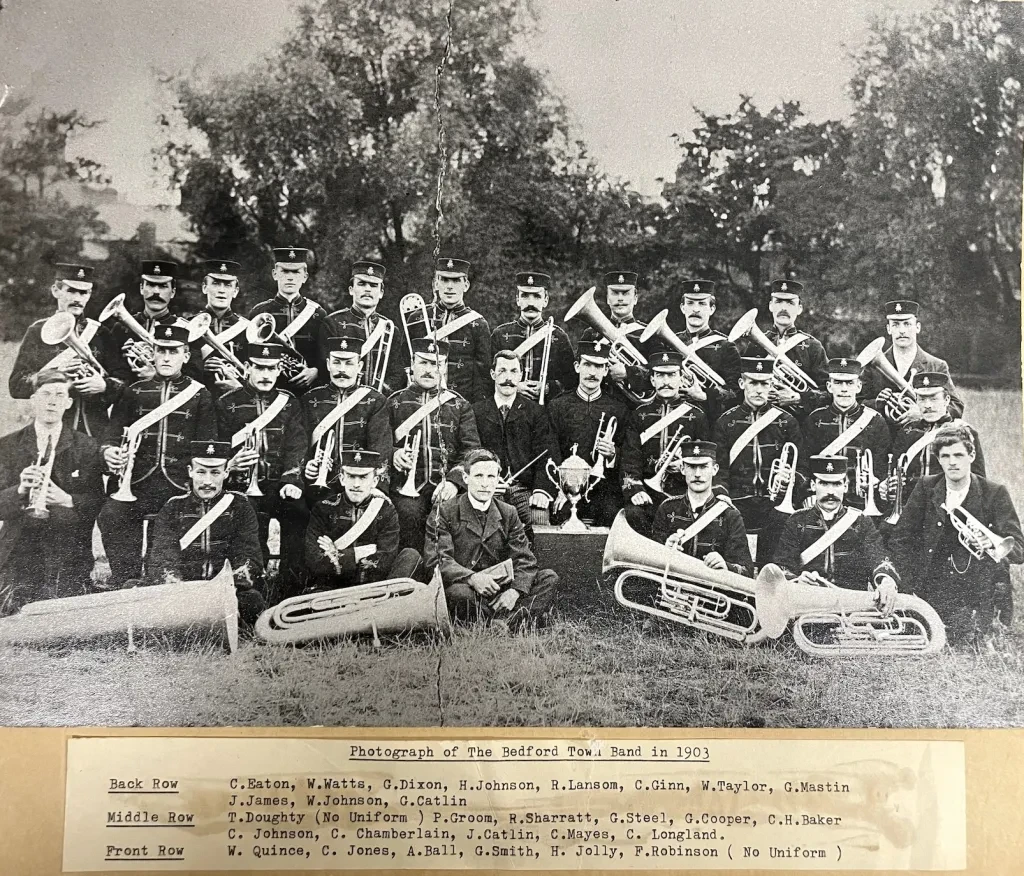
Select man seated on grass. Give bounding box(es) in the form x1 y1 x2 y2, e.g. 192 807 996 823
147 440 265 627
425 448 558 630
304 449 421 592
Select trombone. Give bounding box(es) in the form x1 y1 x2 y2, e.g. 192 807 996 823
856 337 918 419
728 309 817 394
942 503 1017 563
639 310 726 388
39 312 107 380
768 442 799 514
644 426 689 493
361 318 394 393
99 293 157 373
589 413 617 483
397 431 423 497
856 449 882 517
25 435 57 520
245 313 307 377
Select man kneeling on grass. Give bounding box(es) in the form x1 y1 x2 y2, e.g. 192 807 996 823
425 448 558 630
147 440 265 627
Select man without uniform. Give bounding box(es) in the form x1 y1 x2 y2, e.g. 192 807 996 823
0 370 105 609
713 356 802 565
490 271 576 404
771 454 899 615
248 247 332 395
652 440 753 576
546 339 629 528
10 263 127 439
146 441 265 627
98 323 218 586
472 349 557 540
892 423 1023 645
860 300 964 427
387 337 481 552
329 260 403 395
216 342 308 601
621 348 709 535
800 358 890 513
195 258 249 397
425 257 491 402
305 450 422 592
300 335 393 501
425 449 558 629
678 279 741 423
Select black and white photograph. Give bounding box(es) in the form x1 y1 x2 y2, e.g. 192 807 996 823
0 0 1021 728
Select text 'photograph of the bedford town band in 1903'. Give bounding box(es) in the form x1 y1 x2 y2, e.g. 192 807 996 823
0 0 1020 730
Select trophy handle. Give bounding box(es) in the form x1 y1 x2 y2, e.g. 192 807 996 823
545 458 560 487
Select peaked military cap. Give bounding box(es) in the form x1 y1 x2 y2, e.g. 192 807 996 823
272 247 310 265
680 279 717 299
827 357 863 376
326 335 365 357
680 440 717 463
411 336 450 360
140 260 178 283
351 260 385 280
55 263 95 289
341 449 382 470
810 454 848 480
912 371 950 392
515 271 551 289
770 279 804 297
190 440 232 463
649 349 685 371
576 338 612 362
201 258 241 279
152 323 190 347
248 342 284 363
604 271 638 288
740 356 772 376
885 300 920 317
435 257 470 277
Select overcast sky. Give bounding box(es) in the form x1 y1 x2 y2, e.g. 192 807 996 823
1 0 938 204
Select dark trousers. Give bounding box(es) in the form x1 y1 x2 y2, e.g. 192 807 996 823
300 548 422 597
917 558 998 647
734 496 784 567
97 478 183 586
551 478 621 528
392 491 436 553
623 488 670 538
0 519 96 613
445 569 558 628
249 491 310 603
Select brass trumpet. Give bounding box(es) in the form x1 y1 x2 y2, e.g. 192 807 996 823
243 428 264 497
313 430 336 490
397 431 422 497
110 428 144 503
639 309 726 388
856 449 882 517
99 293 156 373
644 425 689 493
39 312 107 379
884 453 909 524
856 337 918 419
728 309 817 394
942 503 1017 563
768 441 799 514
245 313 306 377
26 435 56 520
589 413 617 482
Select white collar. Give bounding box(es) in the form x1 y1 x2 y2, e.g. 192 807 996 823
33 421 62 445
494 392 517 409
467 494 492 512
576 386 602 402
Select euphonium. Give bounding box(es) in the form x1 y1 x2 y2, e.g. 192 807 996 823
536 317 554 405
110 428 144 503
397 431 422 497
856 337 918 419
39 312 107 379
245 313 306 377
755 571 947 656
768 441 799 514
728 309 817 394
99 293 157 373
639 309 726 388
603 512 768 643
942 503 1017 563
590 413 617 482
25 434 56 520
884 453 909 524
313 430 336 490
857 449 882 517
255 568 451 645
362 317 394 393
644 425 689 493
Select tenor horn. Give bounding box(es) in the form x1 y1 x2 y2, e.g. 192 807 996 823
728 309 817 393
40 312 107 378
856 337 917 419
755 571 947 656
942 503 1017 563
246 313 306 376
255 568 451 645
0 563 239 653
603 512 768 644
565 287 648 369
639 310 726 388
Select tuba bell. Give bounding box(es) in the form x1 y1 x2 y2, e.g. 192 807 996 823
40 312 107 379
255 568 451 645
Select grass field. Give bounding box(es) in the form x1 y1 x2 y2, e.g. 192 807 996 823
0 342 1022 728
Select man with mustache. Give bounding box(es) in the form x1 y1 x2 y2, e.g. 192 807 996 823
0 369 105 610
216 342 308 602
860 300 964 428
546 339 629 527
305 450 421 592
800 358 890 514
387 337 481 552
490 272 575 404
10 263 127 439
580 271 653 409
97 322 218 586
713 356 801 564
471 349 557 541
146 440 265 627
329 260 402 395
652 440 753 576
676 279 742 423
621 349 709 535
425 448 558 630
248 247 332 395
772 454 899 615
892 423 1023 645
423 257 491 402
300 334 392 502
196 258 249 397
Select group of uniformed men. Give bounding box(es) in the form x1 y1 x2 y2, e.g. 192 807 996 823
0 253 1020 645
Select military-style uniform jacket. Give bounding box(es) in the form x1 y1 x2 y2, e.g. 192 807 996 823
772 504 898 588
301 384 392 493
860 344 965 425
425 494 541 595
800 402 890 508
471 394 557 496
581 315 652 409
740 324 830 420
329 306 403 396
681 326 742 422
9 316 128 438
195 306 248 395
713 403 801 501
104 375 218 493
491 317 576 402
216 385 306 491
652 493 753 575
425 301 491 403
385 385 481 489
106 307 204 383
304 491 401 588
621 397 708 501
248 292 333 393
546 387 630 473
891 416 985 497
0 424 105 596
147 489 264 583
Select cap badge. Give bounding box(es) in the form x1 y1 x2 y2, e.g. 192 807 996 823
427 342 436 353
154 265 161 274
447 259 454 269
618 274 625 284
262 346 270 357
339 339 348 350
164 327 172 337
220 263 227 273
289 250 296 259
354 452 363 463
756 361 764 371
840 358 848 367
77 268 85 278
693 283 700 293
923 376 930 385
826 462 834 472
895 302 903 312
367 266 375 275
594 338 607 350
527 275 534 285
661 353 669 362
781 282 788 291
206 444 215 455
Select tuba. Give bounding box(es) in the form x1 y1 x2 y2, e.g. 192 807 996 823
0 563 239 653
644 425 689 494
728 309 817 394
639 309 726 388
40 312 107 379
246 313 306 377
603 512 768 643
942 503 1017 563
99 293 157 373
255 568 450 646
856 337 917 419
768 441 799 514
755 571 947 657
362 317 394 393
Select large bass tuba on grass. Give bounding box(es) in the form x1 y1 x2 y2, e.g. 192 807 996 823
255 568 450 646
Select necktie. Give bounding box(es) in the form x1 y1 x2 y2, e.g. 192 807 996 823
500 404 510 422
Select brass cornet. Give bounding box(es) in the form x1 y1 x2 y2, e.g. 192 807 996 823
39 312 107 380
313 430 336 490
768 441 799 514
243 428 264 497
110 428 143 503
728 309 818 394
397 432 422 497
856 337 918 419
644 425 689 493
589 413 617 482
99 293 156 374
884 453 909 524
856 449 882 517
942 503 1016 563
25 435 56 520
